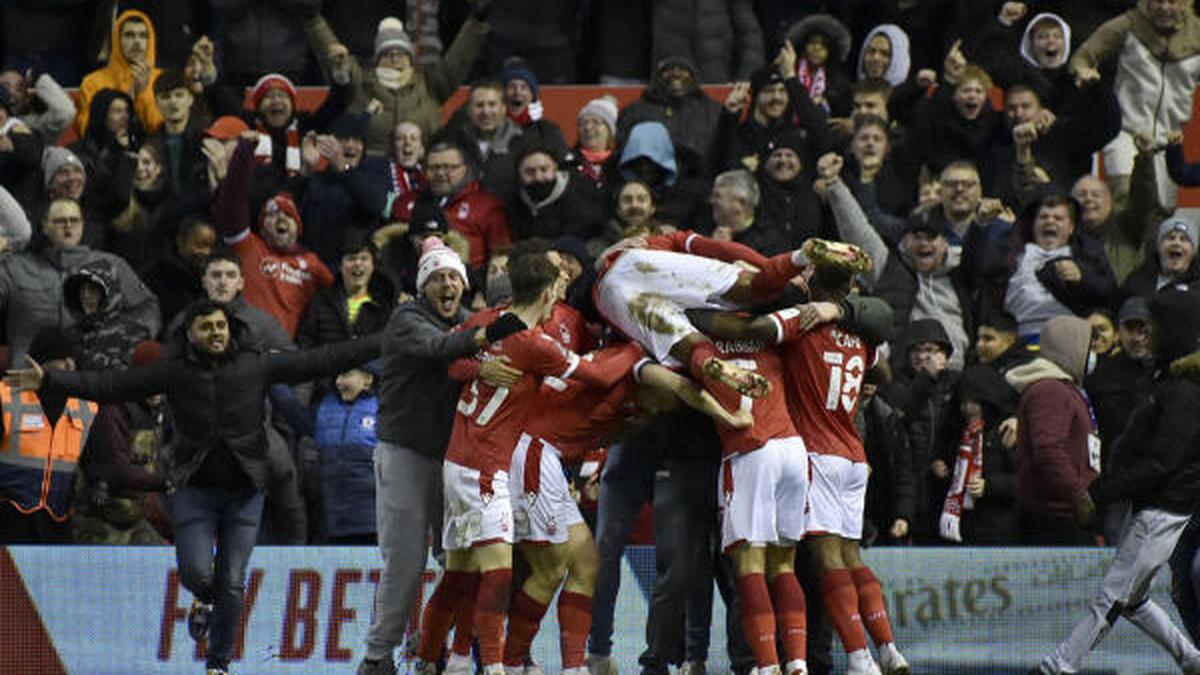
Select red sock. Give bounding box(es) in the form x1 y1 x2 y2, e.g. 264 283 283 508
819 569 867 653
750 253 803 302
503 589 549 667
850 566 894 645
770 572 807 664
736 573 779 668
687 340 720 385
475 569 514 667
558 591 592 670
451 577 479 658
417 571 476 662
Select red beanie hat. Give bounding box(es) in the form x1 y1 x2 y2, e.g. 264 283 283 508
258 192 304 238
250 73 297 111
131 340 163 367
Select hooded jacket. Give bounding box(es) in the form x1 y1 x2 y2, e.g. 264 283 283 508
856 24 911 86
618 121 708 228
508 170 607 243
967 13 1078 111
76 10 162 136
1089 290 1200 513
315 389 378 538
0 244 160 368
1006 315 1097 521
1071 2 1200 145
63 259 153 372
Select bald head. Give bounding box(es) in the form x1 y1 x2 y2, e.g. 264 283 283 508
1071 175 1111 230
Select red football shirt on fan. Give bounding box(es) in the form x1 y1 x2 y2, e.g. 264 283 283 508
769 309 874 463
707 339 799 457
446 313 584 476
527 342 647 462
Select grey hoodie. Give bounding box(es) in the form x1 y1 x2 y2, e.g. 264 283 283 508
1006 315 1091 392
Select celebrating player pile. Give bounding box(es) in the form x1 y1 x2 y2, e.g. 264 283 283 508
412 231 907 675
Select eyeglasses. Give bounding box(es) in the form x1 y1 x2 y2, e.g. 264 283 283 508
942 179 979 191
428 163 464 174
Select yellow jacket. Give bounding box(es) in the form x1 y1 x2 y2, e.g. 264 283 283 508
75 9 162 136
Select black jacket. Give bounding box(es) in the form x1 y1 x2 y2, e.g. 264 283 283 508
41 333 381 490
862 395 915 541
710 76 833 173
506 172 608 243
297 274 397 349
1085 350 1154 454
1090 292 1200 514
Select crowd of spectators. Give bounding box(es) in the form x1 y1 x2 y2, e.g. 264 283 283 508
0 0 1197 558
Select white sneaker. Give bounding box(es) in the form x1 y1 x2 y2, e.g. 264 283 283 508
679 660 706 675
485 665 508 675
588 654 618 675
756 665 782 675
877 643 910 675
784 658 807 675
412 660 438 675
444 653 473 675
504 666 524 675
846 649 882 675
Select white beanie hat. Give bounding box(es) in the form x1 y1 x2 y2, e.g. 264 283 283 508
578 95 618 139
375 17 414 60
416 237 469 290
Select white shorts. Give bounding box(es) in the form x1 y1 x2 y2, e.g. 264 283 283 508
719 436 809 551
509 434 584 545
805 453 869 540
442 460 513 550
595 249 743 365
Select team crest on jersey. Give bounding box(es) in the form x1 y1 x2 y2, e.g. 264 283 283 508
458 202 470 219
361 416 376 430
558 322 572 346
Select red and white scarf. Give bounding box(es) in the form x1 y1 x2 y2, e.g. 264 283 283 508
254 120 301 175
797 59 827 103
939 418 985 543
389 160 427 198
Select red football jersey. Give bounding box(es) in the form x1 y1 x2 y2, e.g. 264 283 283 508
446 313 582 475
545 302 597 353
708 339 799 457
527 342 647 462
770 309 874 463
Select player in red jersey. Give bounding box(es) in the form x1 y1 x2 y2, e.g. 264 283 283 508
696 245 908 675
703 337 813 675
413 252 618 675
593 229 829 401
500 340 752 675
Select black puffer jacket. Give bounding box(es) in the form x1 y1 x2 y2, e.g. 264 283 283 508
651 0 764 83
41 331 381 490
1089 290 1200 514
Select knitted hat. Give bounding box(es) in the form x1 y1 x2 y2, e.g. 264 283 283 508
250 73 297 110
578 95 618 139
749 65 786 99
42 146 85 189
416 237 469 290
203 115 250 141
1158 214 1199 249
258 192 304 237
374 17 414 60
500 56 540 101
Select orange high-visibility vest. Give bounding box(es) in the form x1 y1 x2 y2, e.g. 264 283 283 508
0 382 97 520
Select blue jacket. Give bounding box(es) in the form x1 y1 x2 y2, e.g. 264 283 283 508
314 392 378 538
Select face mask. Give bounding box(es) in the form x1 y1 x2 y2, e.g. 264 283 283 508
1086 350 1097 376
525 179 556 203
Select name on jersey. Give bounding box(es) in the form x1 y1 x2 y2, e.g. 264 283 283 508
830 328 863 351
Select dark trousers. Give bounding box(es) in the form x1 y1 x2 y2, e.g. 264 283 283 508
1020 511 1097 546
0 501 72 544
